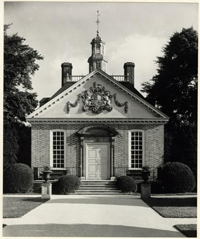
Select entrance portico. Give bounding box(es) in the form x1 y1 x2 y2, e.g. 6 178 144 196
77 125 118 180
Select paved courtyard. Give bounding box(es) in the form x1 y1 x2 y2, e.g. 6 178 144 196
3 195 196 237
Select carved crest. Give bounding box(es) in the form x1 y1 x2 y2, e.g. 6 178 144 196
81 82 112 114
67 82 128 114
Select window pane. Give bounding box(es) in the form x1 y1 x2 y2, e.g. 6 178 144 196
53 131 65 168
130 131 143 169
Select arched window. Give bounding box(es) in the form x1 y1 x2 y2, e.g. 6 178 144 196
96 43 100 53
129 130 144 169
96 61 101 69
50 130 66 168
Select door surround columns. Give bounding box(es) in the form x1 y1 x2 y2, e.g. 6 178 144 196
77 125 118 180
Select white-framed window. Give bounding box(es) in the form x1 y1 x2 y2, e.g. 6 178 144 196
50 130 66 168
128 130 144 170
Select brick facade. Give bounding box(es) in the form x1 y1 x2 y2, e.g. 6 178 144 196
32 123 164 180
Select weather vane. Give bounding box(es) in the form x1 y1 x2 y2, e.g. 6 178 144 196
96 10 100 35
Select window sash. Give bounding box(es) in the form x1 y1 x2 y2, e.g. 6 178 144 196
50 130 66 168
129 130 144 169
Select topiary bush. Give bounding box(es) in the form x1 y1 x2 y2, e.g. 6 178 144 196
116 176 137 193
162 162 195 193
56 175 81 194
4 163 33 193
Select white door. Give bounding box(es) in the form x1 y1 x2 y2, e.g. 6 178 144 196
86 143 110 180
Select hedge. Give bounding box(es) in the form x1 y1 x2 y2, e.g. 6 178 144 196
162 162 195 193
4 163 33 193
116 176 137 193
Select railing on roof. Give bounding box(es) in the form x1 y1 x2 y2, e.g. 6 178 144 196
71 75 85 81
71 75 126 82
112 75 125 81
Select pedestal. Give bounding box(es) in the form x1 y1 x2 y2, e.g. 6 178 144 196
41 182 52 199
141 183 151 199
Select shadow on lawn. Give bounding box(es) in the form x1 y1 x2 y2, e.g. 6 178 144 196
143 197 197 207
22 198 49 203
3 223 183 237
174 224 197 237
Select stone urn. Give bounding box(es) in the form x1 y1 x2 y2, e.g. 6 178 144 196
42 166 53 183
142 166 150 183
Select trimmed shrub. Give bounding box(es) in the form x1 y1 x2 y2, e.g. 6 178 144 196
56 175 81 194
4 163 33 193
116 176 137 193
162 162 195 193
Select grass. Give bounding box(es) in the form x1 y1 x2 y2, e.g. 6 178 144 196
3 197 48 218
174 224 197 237
143 197 197 218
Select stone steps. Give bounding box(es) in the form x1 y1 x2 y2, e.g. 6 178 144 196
80 186 117 190
75 190 121 195
80 180 116 185
75 180 121 195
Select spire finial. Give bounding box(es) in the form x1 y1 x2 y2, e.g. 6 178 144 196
96 10 100 35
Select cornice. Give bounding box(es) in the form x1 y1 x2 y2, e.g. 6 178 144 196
27 118 169 125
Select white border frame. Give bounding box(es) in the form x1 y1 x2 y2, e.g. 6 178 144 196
128 130 145 170
50 129 66 169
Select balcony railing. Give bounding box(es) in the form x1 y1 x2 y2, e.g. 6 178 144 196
70 75 126 82
71 75 85 81
112 75 125 81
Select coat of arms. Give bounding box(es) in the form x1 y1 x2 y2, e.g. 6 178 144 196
66 82 128 114
82 82 112 113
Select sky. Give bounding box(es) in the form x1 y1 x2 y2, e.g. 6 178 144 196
4 2 198 101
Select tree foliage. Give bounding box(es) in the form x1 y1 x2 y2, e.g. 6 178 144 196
142 28 197 180
4 24 43 123
4 24 43 167
142 27 197 125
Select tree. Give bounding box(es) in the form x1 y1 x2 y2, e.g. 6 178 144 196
142 27 197 125
142 28 198 181
4 24 44 167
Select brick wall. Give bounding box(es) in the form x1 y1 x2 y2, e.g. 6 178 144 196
31 123 164 179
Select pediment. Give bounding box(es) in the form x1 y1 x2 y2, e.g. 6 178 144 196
27 69 168 121
77 125 118 137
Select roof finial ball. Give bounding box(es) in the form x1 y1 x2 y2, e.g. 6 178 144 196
96 10 100 36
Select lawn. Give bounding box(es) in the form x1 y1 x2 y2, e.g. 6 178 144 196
174 224 197 237
143 197 197 218
3 197 48 218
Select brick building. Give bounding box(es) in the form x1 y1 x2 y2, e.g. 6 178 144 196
27 31 169 182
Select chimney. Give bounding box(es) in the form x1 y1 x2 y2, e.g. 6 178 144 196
61 62 73 86
124 62 135 86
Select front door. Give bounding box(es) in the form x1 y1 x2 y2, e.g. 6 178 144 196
86 143 110 180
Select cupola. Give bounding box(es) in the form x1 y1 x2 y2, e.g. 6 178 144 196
88 11 108 72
